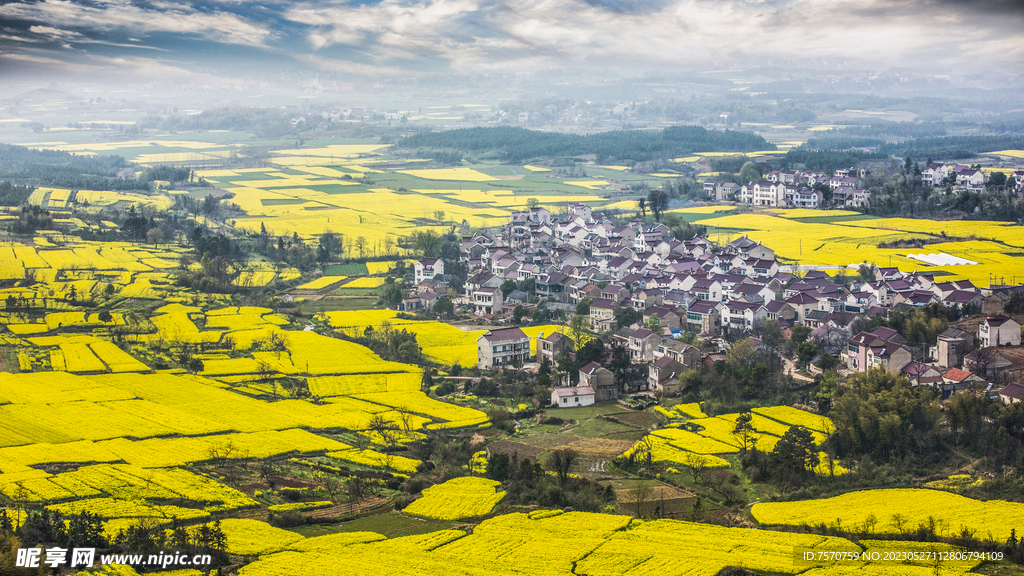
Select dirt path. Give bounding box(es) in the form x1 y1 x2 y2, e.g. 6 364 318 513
783 357 815 383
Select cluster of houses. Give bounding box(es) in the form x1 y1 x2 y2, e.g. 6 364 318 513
705 168 870 209
704 164 1024 210
409 202 1024 407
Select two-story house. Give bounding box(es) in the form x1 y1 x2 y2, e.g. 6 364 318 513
628 328 660 362
579 361 618 401
685 300 723 336
979 314 1021 347
477 327 531 369
845 326 907 372
589 299 619 331
414 258 445 284
473 286 503 316
537 331 572 365
931 327 973 369
649 356 683 395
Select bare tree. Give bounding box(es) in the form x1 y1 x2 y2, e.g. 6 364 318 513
683 452 709 484
965 346 998 378
632 478 653 518
396 405 414 433
258 458 279 484
550 448 578 489
346 476 367 502
206 441 238 468
368 414 400 449
634 435 655 469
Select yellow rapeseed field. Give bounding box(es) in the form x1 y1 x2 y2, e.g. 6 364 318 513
404 477 505 520
752 488 1022 541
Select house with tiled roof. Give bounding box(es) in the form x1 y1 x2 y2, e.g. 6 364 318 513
866 340 913 374
473 286 503 316
579 361 618 400
786 291 829 323
1000 383 1024 404
477 327 530 369
628 328 660 362
551 385 595 407
632 288 664 309
685 300 723 335
649 355 683 395
922 163 948 186
589 299 619 332
932 327 973 369
956 168 985 187
979 314 1021 347
537 331 572 364
940 368 985 398
845 326 907 372
900 361 942 386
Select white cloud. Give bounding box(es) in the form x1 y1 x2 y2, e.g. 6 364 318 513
281 0 1024 72
0 0 277 48
1 0 1022 79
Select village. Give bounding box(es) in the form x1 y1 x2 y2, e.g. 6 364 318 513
402 200 1024 411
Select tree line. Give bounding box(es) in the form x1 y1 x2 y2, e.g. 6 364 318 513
397 126 775 164
0 509 230 573
0 144 146 191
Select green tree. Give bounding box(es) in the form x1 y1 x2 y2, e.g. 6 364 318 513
409 230 442 257
146 228 165 248
815 369 839 412
434 296 454 319
486 453 511 481
644 314 662 335
829 368 940 463
575 298 592 316
791 325 812 345
381 282 405 307
568 314 589 351
512 304 528 324
319 231 343 259
771 426 819 484
858 263 877 282
610 344 632 388
733 411 755 451
797 341 818 366
549 448 578 489
526 198 540 209
647 189 669 222
616 307 641 328
739 161 761 183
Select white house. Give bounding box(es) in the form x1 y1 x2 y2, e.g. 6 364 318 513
979 314 1021 347
957 169 985 187
922 163 948 186
414 258 444 284
478 327 531 369
551 386 595 407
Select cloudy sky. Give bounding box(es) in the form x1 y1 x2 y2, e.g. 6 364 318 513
0 0 1022 82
